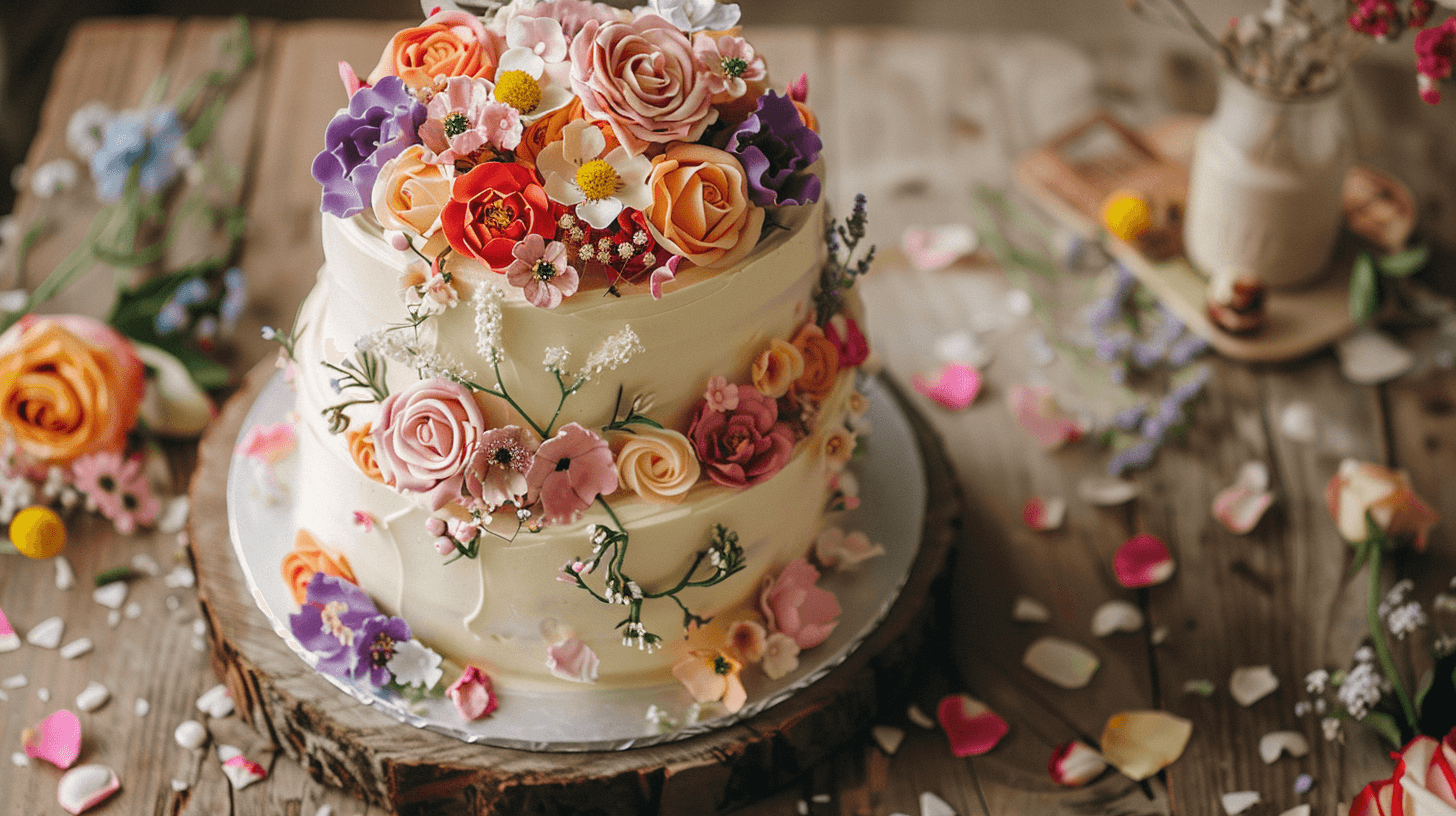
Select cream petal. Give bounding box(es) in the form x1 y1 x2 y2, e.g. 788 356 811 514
535 143 577 189
1091 600 1144 637
544 174 585 207
577 197 624 230
1099 710 1193 781
563 120 605 166
1229 665 1278 707
615 179 652 212
1023 637 1099 688
498 47 545 79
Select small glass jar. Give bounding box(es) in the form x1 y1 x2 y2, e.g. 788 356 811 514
1183 71 1353 290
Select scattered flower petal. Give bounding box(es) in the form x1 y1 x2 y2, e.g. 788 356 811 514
546 636 599 683
220 752 267 790
1022 497 1066 532
26 616 64 649
23 709 82 769
937 694 1009 757
1023 637 1100 689
75 682 108 713
196 684 234 719
1229 665 1279 707
1009 385 1082 449
133 699 149 717
912 363 982 411
92 582 127 610
919 791 958 816
1077 476 1140 506
57 764 120 815
1221 791 1260 815
55 557 77 591
1183 679 1215 696
1279 807 1310 816
1091 601 1144 637
237 421 297 463
871 724 904 755
1006 289 1033 316
1278 402 1317 444
156 496 190 535
933 331 992 368
814 528 885 570
1213 461 1274 534
1293 775 1315 795
907 704 935 730
1338 328 1414 386
447 666 498 721
1049 740 1107 787
1150 626 1169 645
901 223 978 271
1099 710 1193 781
1012 596 1051 623
174 720 207 750
60 638 93 660
1259 730 1309 764
1113 534 1175 588
760 631 800 680
0 606 18 652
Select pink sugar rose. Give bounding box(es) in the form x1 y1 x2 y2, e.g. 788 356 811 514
759 558 839 650
568 14 718 156
447 665 499 720
688 387 794 488
372 378 490 512
525 422 618 525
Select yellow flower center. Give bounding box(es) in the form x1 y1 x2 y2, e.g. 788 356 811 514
575 159 620 201
494 70 542 114
483 202 512 229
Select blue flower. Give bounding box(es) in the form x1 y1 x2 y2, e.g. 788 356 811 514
89 106 186 202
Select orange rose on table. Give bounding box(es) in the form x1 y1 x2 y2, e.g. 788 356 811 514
367 9 503 91
372 145 452 257
790 322 840 403
644 143 764 271
0 314 145 466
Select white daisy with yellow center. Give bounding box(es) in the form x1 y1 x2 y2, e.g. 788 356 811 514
537 119 653 229
492 17 572 123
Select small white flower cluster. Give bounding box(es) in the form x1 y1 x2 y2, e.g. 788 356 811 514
542 346 570 372
1304 669 1329 695
357 329 475 383
588 523 611 556
1379 579 1428 640
582 325 644 379
0 471 36 524
472 282 504 365
621 620 659 652
1336 659 1389 720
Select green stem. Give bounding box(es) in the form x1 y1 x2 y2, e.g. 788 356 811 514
1367 543 1419 732
487 360 550 440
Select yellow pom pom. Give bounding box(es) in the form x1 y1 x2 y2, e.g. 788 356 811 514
9 506 66 559
574 159 621 202
493 70 542 114
1101 191 1153 243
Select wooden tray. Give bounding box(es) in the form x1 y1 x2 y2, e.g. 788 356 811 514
1016 112 1369 363
188 362 959 815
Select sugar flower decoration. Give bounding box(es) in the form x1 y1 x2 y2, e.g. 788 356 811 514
537 119 653 229
418 76 522 167
399 257 460 315
493 32 574 122
760 558 839 650
641 0 741 33
726 91 823 208
546 634 600 683
688 386 794 488
760 631 800 680
502 15 572 89
312 75 424 218
505 233 580 308
692 33 766 102
813 527 885 570
672 649 747 713
288 573 381 679
386 638 444 688
726 619 767 663
372 378 489 512
464 425 535 510
354 613 413 687
525 422 619 525
447 666 499 720
703 375 739 412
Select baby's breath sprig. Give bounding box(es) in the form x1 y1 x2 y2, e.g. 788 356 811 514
813 194 876 327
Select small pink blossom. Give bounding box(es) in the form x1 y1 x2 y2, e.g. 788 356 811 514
505 234 579 308
727 619 767 663
465 425 535 510
704 375 739 412
352 511 375 531
418 76 522 165
545 635 599 683
760 558 839 650
525 423 617 526
813 527 885 570
672 649 747 713
400 257 460 315
823 313 870 368
237 421 297 464
1415 18 1456 104
70 451 160 535
692 33 766 102
447 665 499 720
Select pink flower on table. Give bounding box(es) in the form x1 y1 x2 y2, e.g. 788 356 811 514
703 375 739 413
372 378 490 512
672 649 747 713
687 388 794 488
1416 18 1456 104
464 425 535 511
759 558 840 650
447 665 499 720
418 76 522 166
525 422 618 525
70 451 160 535
568 15 718 156
504 233 579 308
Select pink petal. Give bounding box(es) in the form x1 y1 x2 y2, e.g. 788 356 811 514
236 422 297 464
1049 740 1107 786
1008 385 1082 449
672 657 728 703
649 256 682 300
936 693 1009 757
1113 533 1175 588
1212 461 1273 534
912 363 982 411
1023 637 1100 688
24 709 82 769
57 765 121 815
0 605 18 652
1022 496 1066 531
1099 710 1193 781
338 61 366 96
221 754 267 790
901 224 979 271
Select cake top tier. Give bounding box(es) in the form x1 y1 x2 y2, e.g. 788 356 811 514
313 0 823 306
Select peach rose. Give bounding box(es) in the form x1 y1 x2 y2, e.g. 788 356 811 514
791 323 840 402
644 143 764 271
281 528 357 606
368 10 504 91
751 338 804 399
372 145 452 257
0 314 145 466
513 97 619 173
345 422 385 483
611 426 700 505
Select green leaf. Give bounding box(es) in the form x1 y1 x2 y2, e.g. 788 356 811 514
1349 253 1379 325
1363 710 1405 750
1375 245 1429 278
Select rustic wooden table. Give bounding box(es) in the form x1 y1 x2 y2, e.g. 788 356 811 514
3 16 1455 816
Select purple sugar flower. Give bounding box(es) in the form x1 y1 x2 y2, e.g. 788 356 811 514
1108 438 1158 475
353 614 412 687
288 573 382 679
725 91 822 207
1167 334 1210 368
311 76 425 218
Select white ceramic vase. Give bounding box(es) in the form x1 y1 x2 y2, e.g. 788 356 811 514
1183 72 1353 290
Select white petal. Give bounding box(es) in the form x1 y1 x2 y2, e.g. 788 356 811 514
1091 601 1144 637
498 47 545 79
1221 791 1260 815
1023 637 1099 689
1012 596 1051 623
871 725 904 755
1258 730 1309 764
577 197 624 230
562 120 603 166
920 791 956 816
1077 476 1140 506
1278 402 1317 443
1338 328 1414 385
615 179 652 212
1229 665 1278 707
544 174 585 207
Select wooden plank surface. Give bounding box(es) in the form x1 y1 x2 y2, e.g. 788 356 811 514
2 15 1454 816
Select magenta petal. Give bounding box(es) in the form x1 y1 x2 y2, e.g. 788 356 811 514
912 363 983 411
1113 533 1175 588
937 693 1009 757
25 709 83 769
0 605 18 652
1008 384 1083 449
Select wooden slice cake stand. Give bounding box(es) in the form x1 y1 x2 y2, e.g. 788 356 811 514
188 361 960 815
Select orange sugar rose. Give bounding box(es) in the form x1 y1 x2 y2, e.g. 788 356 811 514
367 10 503 91
644 143 765 271
282 529 358 606
0 314 145 466
791 322 840 402
751 338 804 400
346 422 385 483
514 98 620 173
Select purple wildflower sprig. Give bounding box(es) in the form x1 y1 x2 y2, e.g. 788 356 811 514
812 194 875 327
